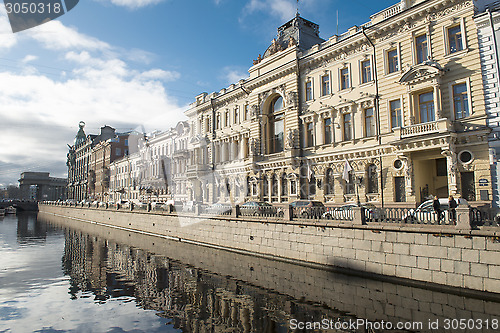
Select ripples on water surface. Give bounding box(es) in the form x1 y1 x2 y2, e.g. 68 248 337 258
0 212 499 332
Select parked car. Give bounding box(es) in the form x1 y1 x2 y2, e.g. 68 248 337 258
403 198 468 224
206 203 232 215
240 201 277 216
165 200 184 212
322 203 383 221
289 200 325 218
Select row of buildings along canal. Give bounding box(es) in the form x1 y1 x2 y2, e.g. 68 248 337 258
66 0 500 211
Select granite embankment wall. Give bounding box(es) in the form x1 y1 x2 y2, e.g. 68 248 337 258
39 212 500 327
39 204 500 295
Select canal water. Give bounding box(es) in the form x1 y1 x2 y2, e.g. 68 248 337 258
0 213 499 332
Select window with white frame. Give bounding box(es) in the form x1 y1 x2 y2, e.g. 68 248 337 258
361 59 372 84
364 108 375 137
343 113 352 141
415 33 428 64
453 82 470 119
324 117 333 145
234 107 239 124
387 48 399 74
306 122 314 147
418 91 435 123
321 73 330 96
244 104 249 121
390 99 402 129
447 24 464 54
340 67 350 90
225 111 230 127
305 80 313 101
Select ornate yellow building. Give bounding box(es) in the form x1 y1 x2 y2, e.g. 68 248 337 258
186 0 492 207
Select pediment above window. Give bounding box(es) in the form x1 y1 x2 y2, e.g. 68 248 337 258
399 60 444 85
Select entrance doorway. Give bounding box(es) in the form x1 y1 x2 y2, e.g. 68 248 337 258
461 172 475 201
395 177 405 202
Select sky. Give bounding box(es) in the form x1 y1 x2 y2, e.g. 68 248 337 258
0 0 397 187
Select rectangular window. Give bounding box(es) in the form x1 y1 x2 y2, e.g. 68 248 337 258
306 122 314 147
341 68 350 90
244 105 249 120
225 111 229 127
343 113 352 141
418 91 435 123
273 113 284 153
321 74 330 96
324 118 332 144
116 148 121 156
364 108 375 137
416 34 428 63
390 99 402 129
305 81 312 101
448 25 463 54
361 59 372 83
387 49 399 74
453 83 469 119
124 139 128 146
234 108 239 124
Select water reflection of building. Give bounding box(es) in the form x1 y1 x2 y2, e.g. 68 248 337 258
36 213 500 332
16 213 52 243
61 230 353 332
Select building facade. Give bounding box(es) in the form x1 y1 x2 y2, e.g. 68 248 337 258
108 122 191 203
67 123 139 202
185 0 494 207
70 0 498 208
18 172 67 201
475 1 500 208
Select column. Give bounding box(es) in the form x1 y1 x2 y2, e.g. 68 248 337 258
442 149 458 196
318 118 325 145
433 85 442 119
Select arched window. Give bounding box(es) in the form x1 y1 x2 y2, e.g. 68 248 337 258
367 164 378 193
325 168 335 195
269 96 284 154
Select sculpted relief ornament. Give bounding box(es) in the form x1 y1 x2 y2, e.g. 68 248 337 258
287 91 297 108
250 105 259 118
285 129 298 149
250 138 260 156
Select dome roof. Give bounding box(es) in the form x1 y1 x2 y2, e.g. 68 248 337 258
74 121 86 146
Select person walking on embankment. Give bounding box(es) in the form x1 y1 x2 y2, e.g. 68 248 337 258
449 195 458 224
433 195 442 223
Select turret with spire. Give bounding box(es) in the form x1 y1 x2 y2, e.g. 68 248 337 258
254 13 325 64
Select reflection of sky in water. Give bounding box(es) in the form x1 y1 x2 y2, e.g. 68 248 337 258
0 214 179 333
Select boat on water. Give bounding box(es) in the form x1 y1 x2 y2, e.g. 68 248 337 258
5 206 16 214
0 209 5 216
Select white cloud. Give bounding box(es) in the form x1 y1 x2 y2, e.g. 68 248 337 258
30 21 110 51
221 66 247 85
243 0 296 22
0 20 186 185
21 55 38 63
102 0 165 9
0 12 18 49
137 68 181 81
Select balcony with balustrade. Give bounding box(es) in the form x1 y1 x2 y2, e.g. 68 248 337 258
392 118 452 141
